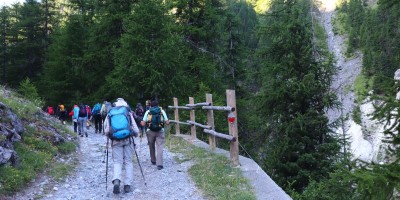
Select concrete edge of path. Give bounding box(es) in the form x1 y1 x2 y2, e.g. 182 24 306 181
177 134 292 200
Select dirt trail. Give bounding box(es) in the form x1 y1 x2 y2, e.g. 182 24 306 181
14 125 204 200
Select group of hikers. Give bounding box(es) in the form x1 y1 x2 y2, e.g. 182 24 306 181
45 98 170 194
46 104 68 125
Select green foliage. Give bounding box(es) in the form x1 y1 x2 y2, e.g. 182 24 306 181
49 162 75 181
332 12 347 35
18 78 43 107
57 142 76 154
353 73 372 103
0 88 40 120
40 14 87 106
293 163 400 200
338 0 400 97
109 0 191 101
352 105 362 125
0 142 52 194
3 0 47 87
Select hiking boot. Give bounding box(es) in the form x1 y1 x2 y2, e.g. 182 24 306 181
157 165 163 170
124 185 131 193
113 179 120 194
85 132 88 137
151 161 156 165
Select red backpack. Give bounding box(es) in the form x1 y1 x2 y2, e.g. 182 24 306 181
48 106 54 115
86 105 91 116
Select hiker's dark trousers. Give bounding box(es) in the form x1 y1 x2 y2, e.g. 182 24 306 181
94 114 102 133
73 121 78 132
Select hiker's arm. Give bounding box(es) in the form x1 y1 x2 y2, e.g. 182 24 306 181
161 110 170 125
140 110 149 127
103 116 110 134
100 104 105 114
129 113 139 137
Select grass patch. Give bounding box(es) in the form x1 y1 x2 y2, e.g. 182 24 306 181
314 17 328 52
167 135 256 200
354 73 373 103
332 12 347 36
23 136 58 155
343 84 352 95
0 93 40 121
0 142 52 194
352 105 362 125
58 142 76 154
49 162 75 181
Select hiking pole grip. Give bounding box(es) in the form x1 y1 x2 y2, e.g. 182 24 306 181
133 143 147 186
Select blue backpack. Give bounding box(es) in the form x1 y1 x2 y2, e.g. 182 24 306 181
108 106 133 140
92 103 101 115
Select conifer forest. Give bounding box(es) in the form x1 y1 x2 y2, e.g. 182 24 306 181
1 0 400 199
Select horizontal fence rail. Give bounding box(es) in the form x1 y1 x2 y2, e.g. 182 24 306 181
168 89 239 166
187 120 211 129
203 129 235 141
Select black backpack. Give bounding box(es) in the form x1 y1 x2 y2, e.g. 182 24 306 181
135 107 144 121
78 105 87 117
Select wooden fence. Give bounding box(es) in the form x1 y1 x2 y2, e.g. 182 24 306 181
168 89 239 166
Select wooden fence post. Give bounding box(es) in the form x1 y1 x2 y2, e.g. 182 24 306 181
206 93 216 149
189 97 196 139
227 89 239 166
173 97 180 135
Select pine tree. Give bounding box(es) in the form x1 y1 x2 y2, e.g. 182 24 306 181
0 6 11 85
256 0 339 191
6 0 45 86
81 0 137 100
108 0 191 101
40 14 87 105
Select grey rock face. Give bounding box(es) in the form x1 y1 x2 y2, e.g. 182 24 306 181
0 102 23 166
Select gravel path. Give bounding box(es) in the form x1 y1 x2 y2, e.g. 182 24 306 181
319 0 362 123
14 125 205 200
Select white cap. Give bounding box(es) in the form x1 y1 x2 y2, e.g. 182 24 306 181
114 98 128 107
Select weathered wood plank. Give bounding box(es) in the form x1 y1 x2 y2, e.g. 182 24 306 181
173 98 181 134
187 120 211 129
206 93 216 149
202 105 235 112
185 102 211 107
168 106 191 110
169 120 190 125
227 89 239 166
189 97 196 139
203 129 235 141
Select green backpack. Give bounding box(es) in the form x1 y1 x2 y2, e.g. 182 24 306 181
147 107 164 131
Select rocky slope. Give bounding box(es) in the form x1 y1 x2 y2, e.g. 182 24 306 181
318 0 387 163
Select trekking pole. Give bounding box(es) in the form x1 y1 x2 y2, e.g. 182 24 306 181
105 138 109 190
133 141 147 186
102 143 107 163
